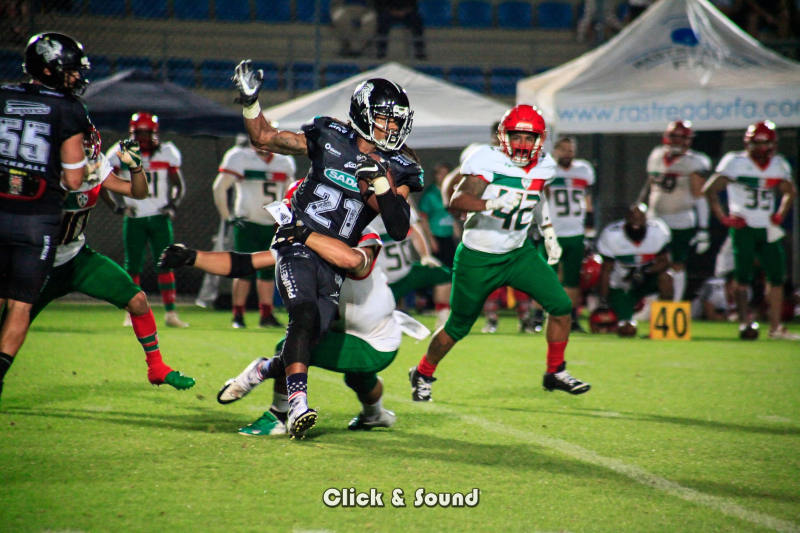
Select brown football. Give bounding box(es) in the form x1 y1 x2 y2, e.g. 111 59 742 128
359 152 397 212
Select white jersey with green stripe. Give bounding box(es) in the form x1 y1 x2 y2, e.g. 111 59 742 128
219 146 296 225
367 208 420 284
646 146 711 229
597 219 672 291
549 159 595 238
107 141 182 218
716 151 792 228
459 145 556 254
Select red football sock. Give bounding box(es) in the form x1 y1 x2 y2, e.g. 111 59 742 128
259 303 273 319
130 274 141 287
417 355 437 378
158 272 176 312
434 303 450 312
547 341 567 374
131 310 173 384
233 305 245 317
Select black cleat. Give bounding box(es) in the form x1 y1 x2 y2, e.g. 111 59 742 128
409 366 436 402
543 362 591 395
232 314 246 329
259 314 283 328
739 322 759 340
571 321 587 333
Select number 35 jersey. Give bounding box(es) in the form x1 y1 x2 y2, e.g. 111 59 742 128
218 145 296 225
646 146 711 229
459 145 556 254
716 150 792 228
549 159 595 238
107 141 182 218
292 116 424 247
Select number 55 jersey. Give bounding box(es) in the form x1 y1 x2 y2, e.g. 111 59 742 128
646 145 711 230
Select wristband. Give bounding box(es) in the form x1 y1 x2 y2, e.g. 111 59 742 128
354 247 369 270
372 176 391 195
242 101 261 120
129 165 143 174
62 158 87 170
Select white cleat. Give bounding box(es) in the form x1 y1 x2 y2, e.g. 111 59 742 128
768 326 800 340
348 408 397 431
216 358 266 404
123 313 132 327
165 311 189 328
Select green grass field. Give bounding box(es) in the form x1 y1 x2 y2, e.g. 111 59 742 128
1 303 799 533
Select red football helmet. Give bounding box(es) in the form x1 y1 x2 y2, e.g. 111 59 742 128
497 105 547 167
284 178 304 203
83 122 101 160
580 253 603 291
129 112 159 152
662 120 693 155
589 307 618 334
744 120 777 162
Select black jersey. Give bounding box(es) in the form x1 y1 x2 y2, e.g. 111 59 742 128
0 83 91 216
292 116 424 247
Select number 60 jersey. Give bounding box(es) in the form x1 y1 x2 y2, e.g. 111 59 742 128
292 116 424 247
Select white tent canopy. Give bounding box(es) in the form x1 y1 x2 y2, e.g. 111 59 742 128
261 62 509 148
517 0 800 134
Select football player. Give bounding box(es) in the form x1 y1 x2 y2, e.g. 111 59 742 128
637 121 711 301
233 61 422 437
409 105 591 402
595 205 673 336
105 112 188 328
703 121 798 340
0 33 91 402
213 137 296 328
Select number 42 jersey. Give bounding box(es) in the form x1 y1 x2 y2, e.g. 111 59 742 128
292 116 424 247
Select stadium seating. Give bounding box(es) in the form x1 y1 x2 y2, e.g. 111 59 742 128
497 1 533 28
449 66 485 93
117 56 154 75
173 0 209 20
89 0 125 17
324 64 361 86
201 60 237 89
458 1 493 28
88 55 112 80
216 0 251 21
287 62 316 91
296 0 332 23
166 58 196 88
418 0 453 28
0 51 22 82
537 2 574 29
251 61 281 90
490 67 526 96
416 65 446 80
256 0 292 22
131 0 167 19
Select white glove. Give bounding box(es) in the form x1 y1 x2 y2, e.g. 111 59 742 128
420 255 442 268
542 226 562 265
690 229 710 255
485 192 521 214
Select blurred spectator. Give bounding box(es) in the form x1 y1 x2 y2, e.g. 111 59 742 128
576 0 623 43
0 0 30 45
418 163 457 267
743 0 791 39
331 0 377 57
375 0 426 60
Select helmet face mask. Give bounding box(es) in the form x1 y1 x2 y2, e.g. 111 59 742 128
349 79 413 152
129 112 160 152
662 120 693 156
24 33 91 96
745 120 777 163
498 105 547 167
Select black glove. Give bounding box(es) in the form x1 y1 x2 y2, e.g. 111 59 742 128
272 220 312 250
233 60 263 107
354 156 389 185
159 244 197 269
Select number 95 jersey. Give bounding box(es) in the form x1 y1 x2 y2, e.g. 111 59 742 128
549 158 595 238
459 145 556 254
292 116 424 247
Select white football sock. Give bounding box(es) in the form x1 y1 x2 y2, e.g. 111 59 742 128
272 391 289 413
672 269 686 301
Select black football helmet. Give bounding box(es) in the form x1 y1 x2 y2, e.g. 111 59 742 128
23 33 91 96
348 78 413 151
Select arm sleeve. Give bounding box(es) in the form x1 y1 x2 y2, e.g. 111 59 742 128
60 99 91 141
376 192 411 241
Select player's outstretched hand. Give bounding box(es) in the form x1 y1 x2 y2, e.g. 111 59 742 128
233 60 263 107
485 191 521 214
159 244 197 269
117 140 143 170
272 220 312 250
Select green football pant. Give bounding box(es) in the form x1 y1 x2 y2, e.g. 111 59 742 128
730 227 785 285
233 221 277 281
669 228 695 264
31 245 141 321
608 275 660 321
538 234 584 288
444 241 573 341
123 214 174 274
388 262 452 300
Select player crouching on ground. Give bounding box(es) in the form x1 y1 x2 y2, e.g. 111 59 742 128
409 105 591 401
593 205 673 337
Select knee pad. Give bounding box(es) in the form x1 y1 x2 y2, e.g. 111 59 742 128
344 372 378 396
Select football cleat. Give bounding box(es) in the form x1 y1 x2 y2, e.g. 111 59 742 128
409 366 436 402
239 411 287 436
739 322 759 340
123 313 133 327
543 362 591 395
768 326 800 340
520 315 543 334
232 314 246 329
163 371 196 390
571 321 587 334
348 408 397 431
481 316 498 333
259 314 282 328
217 358 267 405
165 311 189 328
287 403 317 439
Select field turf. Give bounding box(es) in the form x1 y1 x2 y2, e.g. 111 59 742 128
1 303 799 532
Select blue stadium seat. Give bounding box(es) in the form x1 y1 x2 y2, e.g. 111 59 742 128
418 0 452 27
449 67 485 93
324 64 360 86
174 0 209 20
296 0 331 23
201 60 237 89
166 58 196 88
416 65 446 80
0 51 23 82
251 61 280 90
497 1 532 28
537 1 573 29
256 0 291 22
458 1 492 28
490 67 526 96
89 0 125 17
131 0 167 19
87 55 112 80
116 56 153 75
216 0 251 21
286 63 316 91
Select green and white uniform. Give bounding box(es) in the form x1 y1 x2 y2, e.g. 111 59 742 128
542 159 595 288
32 154 140 319
107 142 183 274
646 146 711 263
597 219 672 320
444 145 572 341
716 151 792 284
218 145 296 280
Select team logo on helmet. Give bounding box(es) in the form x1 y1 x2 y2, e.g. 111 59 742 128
36 39 62 62
355 82 374 106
